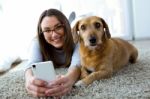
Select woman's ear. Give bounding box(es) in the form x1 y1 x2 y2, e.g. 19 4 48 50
72 21 80 44
100 18 111 39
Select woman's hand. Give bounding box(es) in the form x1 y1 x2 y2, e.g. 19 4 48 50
45 67 81 97
45 75 74 97
25 67 80 97
25 68 48 97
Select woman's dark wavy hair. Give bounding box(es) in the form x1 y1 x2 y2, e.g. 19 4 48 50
37 8 74 67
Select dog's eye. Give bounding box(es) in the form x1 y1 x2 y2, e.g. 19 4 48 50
81 25 86 31
94 22 101 29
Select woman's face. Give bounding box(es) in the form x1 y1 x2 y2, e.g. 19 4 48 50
41 16 65 49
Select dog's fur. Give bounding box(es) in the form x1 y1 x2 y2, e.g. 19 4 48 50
72 16 138 86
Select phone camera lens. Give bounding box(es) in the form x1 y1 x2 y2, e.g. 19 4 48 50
32 65 36 68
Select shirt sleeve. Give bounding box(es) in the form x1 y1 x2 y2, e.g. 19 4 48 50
69 43 81 70
24 38 43 70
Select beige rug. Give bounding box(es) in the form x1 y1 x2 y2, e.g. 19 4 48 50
0 40 150 99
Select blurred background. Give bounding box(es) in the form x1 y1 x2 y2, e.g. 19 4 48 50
0 0 150 60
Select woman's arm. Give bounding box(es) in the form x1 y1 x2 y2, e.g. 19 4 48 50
25 38 48 97
25 38 43 70
66 67 81 84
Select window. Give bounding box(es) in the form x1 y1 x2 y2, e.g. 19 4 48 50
60 0 133 40
0 0 61 59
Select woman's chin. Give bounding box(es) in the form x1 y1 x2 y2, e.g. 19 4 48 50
53 43 63 49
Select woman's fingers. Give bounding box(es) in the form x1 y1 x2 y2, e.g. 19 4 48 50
50 87 72 97
45 84 64 95
26 83 49 97
48 76 67 87
46 79 68 95
45 81 72 97
28 89 46 97
26 77 49 97
28 84 48 93
26 84 46 97
45 75 74 97
31 77 47 87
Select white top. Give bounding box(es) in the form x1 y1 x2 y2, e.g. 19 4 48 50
26 38 81 70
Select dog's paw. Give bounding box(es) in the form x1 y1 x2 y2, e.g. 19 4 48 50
75 80 87 87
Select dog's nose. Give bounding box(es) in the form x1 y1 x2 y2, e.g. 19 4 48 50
89 36 96 45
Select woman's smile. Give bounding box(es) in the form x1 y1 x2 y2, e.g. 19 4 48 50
52 36 63 43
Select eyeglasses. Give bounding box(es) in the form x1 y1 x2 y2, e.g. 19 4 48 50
42 24 64 34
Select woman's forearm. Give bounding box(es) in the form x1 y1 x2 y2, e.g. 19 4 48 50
66 67 81 84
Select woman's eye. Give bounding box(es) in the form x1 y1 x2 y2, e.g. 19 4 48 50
55 25 62 30
81 25 86 31
43 29 51 33
95 22 101 29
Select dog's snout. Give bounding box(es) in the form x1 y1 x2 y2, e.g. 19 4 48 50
89 36 96 45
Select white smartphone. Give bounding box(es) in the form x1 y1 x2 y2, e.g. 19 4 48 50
31 61 56 82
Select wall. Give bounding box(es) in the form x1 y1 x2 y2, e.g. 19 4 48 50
132 0 150 40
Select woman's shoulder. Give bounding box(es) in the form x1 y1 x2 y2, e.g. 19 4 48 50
30 37 40 47
72 43 80 55
27 37 40 53
74 43 79 50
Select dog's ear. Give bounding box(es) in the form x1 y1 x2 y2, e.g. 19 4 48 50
72 21 80 43
100 18 111 39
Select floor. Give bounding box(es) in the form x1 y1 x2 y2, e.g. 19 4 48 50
130 39 150 49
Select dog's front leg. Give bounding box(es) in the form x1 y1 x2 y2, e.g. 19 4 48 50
75 66 90 87
84 69 113 85
80 66 89 79
76 68 112 86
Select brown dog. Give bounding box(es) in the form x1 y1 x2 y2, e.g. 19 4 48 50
72 16 138 86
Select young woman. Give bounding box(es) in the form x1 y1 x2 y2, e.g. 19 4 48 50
25 8 81 97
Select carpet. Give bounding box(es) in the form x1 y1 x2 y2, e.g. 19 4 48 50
0 40 150 99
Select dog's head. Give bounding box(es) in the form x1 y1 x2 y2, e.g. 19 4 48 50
72 16 111 49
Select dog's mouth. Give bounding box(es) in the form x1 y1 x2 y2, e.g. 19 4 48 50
90 42 97 46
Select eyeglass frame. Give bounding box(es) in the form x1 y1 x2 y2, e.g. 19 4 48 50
42 24 64 34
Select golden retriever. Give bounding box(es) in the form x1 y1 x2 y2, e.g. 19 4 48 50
72 16 138 86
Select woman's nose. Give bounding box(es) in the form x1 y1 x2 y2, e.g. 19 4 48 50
51 31 58 38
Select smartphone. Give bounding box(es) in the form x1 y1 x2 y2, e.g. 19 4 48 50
31 61 56 82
